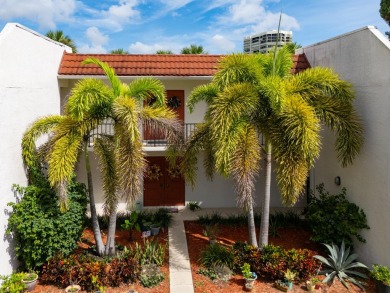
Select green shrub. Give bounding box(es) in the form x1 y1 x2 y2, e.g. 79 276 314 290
131 239 167 266
6 179 87 270
40 252 139 290
199 244 234 269
232 242 320 281
306 183 369 247
0 273 26 293
139 264 164 288
372 265 390 286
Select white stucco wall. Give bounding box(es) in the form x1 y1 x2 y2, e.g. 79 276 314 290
0 23 70 275
300 26 390 266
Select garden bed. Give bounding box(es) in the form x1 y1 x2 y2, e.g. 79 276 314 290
32 227 170 293
184 220 375 293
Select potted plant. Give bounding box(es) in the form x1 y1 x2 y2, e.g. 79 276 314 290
141 221 152 238
65 284 81 292
150 222 161 236
22 272 38 291
372 264 390 293
187 201 201 211
306 276 320 292
241 263 257 291
275 279 289 292
284 269 296 291
203 224 219 244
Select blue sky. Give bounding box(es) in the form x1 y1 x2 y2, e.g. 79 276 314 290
0 0 387 54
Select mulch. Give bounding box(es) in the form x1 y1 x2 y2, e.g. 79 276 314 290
184 220 376 293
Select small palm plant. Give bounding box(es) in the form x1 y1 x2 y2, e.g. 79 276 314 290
314 241 368 290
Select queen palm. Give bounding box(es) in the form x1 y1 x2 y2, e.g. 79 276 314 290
46 30 77 52
184 47 363 247
22 58 182 255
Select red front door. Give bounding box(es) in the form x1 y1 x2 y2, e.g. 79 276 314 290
143 156 185 206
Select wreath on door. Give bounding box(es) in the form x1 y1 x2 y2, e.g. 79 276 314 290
167 96 181 109
167 166 182 179
146 164 162 180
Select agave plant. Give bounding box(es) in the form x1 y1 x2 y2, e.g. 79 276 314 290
314 241 368 290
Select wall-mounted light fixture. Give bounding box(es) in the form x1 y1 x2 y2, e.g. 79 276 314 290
334 176 341 186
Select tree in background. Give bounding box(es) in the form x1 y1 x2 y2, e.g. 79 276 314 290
181 44 207 54
156 50 173 54
284 42 302 54
46 30 77 52
380 0 390 39
110 48 129 54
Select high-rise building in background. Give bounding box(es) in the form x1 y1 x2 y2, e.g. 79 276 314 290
243 30 292 53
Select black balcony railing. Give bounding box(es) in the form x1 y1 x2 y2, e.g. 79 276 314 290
88 121 198 147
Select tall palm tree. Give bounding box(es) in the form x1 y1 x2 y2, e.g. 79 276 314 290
181 44 207 54
46 30 77 53
184 48 363 247
22 59 182 255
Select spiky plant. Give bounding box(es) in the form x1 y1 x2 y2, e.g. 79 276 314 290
314 241 368 290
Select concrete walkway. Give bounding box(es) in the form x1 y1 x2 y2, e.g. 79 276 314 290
168 207 304 292
168 208 253 293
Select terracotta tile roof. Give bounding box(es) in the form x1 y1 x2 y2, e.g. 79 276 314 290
58 53 310 77
291 53 311 74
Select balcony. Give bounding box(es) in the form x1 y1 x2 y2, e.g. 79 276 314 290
88 121 198 147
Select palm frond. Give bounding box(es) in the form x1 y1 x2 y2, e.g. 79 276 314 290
83 57 123 97
94 135 118 214
112 97 140 142
230 124 261 208
187 83 219 113
125 78 166 106
22 115 63 168
115 124 145 204
141 106 184 147
213 54 261 89
66 78 113 120
181 123 211 186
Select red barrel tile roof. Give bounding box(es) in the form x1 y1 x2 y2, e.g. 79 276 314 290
58 53 310 77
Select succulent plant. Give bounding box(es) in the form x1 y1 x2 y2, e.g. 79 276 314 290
314 241 368 290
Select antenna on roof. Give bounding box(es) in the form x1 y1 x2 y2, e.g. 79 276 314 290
272 9 283 75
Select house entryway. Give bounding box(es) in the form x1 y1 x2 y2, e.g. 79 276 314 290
143 156 185 206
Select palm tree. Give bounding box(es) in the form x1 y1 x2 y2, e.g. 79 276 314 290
110 48 129 54
185 48 363 247
156 50 173 54
22 59 183 255
181 44 207 54
46 30 77 52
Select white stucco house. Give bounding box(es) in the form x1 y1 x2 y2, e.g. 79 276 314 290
1 23 389 276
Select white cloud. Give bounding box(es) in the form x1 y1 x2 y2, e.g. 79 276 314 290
86 0 141 31
0 0 76 29
78 27 109 53
208 34 236 53
158 0 193 11
129 42 165 54
250 12 300 33
227 0 266 24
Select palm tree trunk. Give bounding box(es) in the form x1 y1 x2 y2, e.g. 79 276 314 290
247 199 258 247
84 140 105 255
105 203 118 256
260 140 272 247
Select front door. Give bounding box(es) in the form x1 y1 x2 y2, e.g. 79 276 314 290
143 156 185 206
